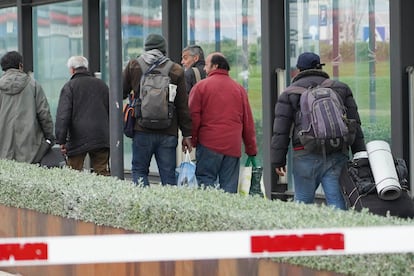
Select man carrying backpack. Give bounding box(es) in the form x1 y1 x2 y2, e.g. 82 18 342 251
271 52 366 209
122 33 192 186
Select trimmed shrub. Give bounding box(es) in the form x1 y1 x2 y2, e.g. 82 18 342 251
0 160 413 275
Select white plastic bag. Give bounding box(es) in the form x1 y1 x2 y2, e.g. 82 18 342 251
177 150 197 187
238 166 253 195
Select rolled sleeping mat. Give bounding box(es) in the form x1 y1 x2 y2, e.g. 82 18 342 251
366 140 402 200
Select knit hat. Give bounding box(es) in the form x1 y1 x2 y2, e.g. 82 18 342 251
144 34 166 54
296 52 325 71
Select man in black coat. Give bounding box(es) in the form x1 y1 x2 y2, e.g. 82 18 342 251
271 52 366 209
55 56 110 175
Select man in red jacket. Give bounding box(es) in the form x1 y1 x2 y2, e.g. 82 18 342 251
189 53 257 193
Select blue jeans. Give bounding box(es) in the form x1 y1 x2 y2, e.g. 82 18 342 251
131 132 177 186
195 144 240 193
292 151 348 210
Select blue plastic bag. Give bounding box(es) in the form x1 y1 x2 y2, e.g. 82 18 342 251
177 150 197 187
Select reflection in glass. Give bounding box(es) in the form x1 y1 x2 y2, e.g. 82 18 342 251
183 0 263 166
288 0 391 192
0 7 18 72
33 0 83 119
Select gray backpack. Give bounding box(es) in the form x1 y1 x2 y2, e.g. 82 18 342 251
135 57 175 130
286 79 356 154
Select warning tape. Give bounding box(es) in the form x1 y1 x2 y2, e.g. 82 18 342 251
0 225 413 267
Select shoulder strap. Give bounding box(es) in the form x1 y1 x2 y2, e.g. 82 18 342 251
137 56 173 76
192 67 201 83
157 59 174 76
283 85 306 95
284 78 335 95
320 78 335 88
137 56 149 73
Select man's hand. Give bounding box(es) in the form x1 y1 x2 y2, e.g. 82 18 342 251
182 137 193 153
60 144 67 155
275 166 286 176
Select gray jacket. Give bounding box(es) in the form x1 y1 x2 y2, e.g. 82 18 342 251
0 69 54 163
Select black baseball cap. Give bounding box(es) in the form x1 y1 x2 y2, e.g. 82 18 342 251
296 52 325 71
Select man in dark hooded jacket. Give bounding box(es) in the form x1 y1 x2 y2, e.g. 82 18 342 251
271 52 366 209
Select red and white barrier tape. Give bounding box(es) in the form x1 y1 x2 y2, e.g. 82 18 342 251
0 225 413 266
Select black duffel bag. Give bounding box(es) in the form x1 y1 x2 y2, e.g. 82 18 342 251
340 157 414 219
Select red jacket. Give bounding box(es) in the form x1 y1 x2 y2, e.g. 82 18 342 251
189 69 257 158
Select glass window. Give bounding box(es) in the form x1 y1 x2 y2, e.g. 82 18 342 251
0 7 18 72
183 0 263 166
33 0 83 119
288 0 390 190
102 0 163 170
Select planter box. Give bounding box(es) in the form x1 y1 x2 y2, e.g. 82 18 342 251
0 205 344 276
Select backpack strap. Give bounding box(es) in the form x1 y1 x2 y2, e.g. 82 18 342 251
157 59 174 76
320 78 335 88
137 56 174 76
192 67 201 83
283 85 306 94
136 56 149 74
284 78 335 94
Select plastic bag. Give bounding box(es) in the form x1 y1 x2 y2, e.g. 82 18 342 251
238 156 265 197
238 165 252 195
177 150 197 187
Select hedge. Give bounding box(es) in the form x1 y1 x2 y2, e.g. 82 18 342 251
0 159 413 275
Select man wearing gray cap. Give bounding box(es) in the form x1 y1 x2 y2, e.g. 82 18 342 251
270 52 366 209
122 33 192 186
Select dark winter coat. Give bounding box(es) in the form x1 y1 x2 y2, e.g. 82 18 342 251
55 71 110 156
270 69 366 168
184 60 206 94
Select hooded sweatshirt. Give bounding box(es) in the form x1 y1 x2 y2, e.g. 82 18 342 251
0 69 54 163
